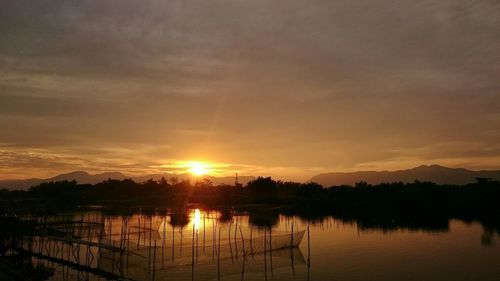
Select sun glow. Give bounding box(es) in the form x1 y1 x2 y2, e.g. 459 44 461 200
189 161 210 176
158 160 227 177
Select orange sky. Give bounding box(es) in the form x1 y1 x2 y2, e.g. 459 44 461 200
1 1 500 181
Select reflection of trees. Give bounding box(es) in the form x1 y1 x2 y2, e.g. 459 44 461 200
169 212 190 228
248 211 279 228
218 210 233 223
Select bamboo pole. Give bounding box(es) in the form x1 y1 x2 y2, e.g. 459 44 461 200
217 226 221 281
153 239 157 281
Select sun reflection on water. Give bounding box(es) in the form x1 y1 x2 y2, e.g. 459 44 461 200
193 208 201 231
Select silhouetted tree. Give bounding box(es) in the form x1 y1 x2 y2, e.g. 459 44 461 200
159 177 168 186
246 177 278 202
170 176 178 185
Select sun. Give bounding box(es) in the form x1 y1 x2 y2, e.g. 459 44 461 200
189 162 209 176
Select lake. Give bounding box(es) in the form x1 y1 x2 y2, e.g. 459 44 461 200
2 207 500 281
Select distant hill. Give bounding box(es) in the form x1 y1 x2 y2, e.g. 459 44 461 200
0 171 128 190
309 165 500 186
50 171 128 184
0 171 255 190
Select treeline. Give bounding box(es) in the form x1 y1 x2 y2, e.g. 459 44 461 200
0 177 324 211
1 177 500 226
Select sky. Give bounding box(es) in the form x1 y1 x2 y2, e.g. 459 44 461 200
1 0 500 181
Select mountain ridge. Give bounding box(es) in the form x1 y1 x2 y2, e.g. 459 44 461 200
308 165 500 186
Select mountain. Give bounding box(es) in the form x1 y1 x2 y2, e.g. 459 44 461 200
50 171 128 184
309 165 500 186
0 171 128 190
0 171 255 190
0 178 46 191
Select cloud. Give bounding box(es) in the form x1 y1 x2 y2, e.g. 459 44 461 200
0 0 500 180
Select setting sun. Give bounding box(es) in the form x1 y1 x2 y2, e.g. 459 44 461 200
189 162 209 176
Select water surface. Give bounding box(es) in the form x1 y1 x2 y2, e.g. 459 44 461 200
6 208 500 281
